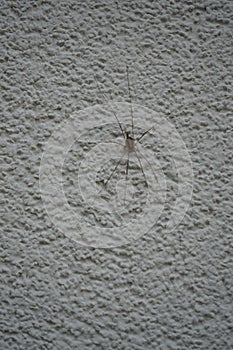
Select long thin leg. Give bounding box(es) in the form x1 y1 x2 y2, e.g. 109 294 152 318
124 150 130 204
136 125 154 144
136 147 159 183
134 150 148 186
94 75 125 139
126 66 134 138
98 151 125 195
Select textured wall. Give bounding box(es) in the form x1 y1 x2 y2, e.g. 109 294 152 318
1 0 233 349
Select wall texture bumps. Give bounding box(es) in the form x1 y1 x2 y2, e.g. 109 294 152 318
1 0 232 349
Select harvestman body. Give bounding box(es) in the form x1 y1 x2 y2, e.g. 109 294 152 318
125 132 135 152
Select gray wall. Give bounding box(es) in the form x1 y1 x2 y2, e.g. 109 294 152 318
1 0 232 349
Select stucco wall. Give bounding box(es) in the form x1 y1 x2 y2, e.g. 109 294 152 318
1 0 232 349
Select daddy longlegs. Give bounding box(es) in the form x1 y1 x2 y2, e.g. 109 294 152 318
95 66 154 204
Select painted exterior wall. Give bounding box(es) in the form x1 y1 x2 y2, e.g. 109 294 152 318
1 1 232 349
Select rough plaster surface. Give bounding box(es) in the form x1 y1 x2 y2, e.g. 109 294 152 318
1 0 233 349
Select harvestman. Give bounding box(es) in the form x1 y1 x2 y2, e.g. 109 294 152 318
95 66 154 202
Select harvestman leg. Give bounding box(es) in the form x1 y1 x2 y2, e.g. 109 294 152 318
94 75 125 139
98 151 125 195
126 65 134 138
134 150 148 186
135 125 157 183
136 147 159 183
124 150 130 203
136 125 155 144
94 74 128 196
123 148 148 204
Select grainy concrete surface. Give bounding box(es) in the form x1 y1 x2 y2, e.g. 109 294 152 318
1 0 233 349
